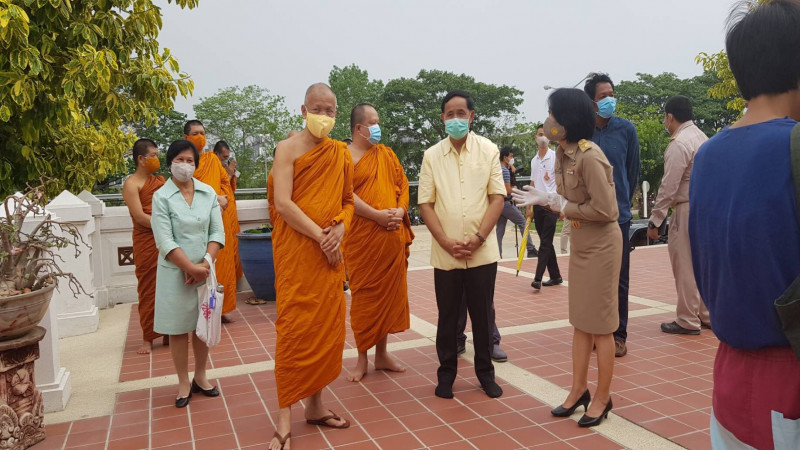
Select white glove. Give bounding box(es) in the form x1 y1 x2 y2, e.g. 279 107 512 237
511 186 567 212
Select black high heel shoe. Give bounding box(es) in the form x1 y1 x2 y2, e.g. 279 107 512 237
551 389 591 417
191 379 220 397
578 398 613 427
175 391 192 408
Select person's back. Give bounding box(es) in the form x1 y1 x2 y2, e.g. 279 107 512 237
688 1 800 448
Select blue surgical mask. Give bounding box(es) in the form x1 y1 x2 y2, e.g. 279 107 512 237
596 97 617 119
361 124 381 145
445 118 470 139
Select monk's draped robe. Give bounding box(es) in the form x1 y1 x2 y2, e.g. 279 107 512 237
131 175 166 342
343 145 414 352
229 174 244 279
273 138 354 408
194 152 241 314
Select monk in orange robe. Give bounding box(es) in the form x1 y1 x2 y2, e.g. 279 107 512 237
122 138 168 354
269 84 353 450
213 140 244 280
184 121 241 322
342 104 414 382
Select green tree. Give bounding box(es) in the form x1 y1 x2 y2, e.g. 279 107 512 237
695 0 772 115
328 64 384 141
132 109 188 151
0 0 197 197
193 85 303 189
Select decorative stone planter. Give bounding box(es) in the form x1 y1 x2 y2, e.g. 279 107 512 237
237 231 276 301
0 326 46 449
0 285 55 341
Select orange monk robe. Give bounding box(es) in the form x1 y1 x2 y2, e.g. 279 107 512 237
194 152 241 314
272 138 354 408
131 175 166 342
343 145 414 352
229 174 243 279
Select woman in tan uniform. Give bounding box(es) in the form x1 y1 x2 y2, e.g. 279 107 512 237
513 88 621 427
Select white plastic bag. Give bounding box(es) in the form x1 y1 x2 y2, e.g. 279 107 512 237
196 253 223 347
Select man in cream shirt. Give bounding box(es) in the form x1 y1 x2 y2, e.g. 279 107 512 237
419 90 506 400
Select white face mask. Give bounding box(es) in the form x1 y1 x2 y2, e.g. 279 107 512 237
508 157 515 166
536 135 549 147
170 162 195 183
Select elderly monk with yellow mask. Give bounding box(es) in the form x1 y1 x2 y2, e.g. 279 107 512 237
268 83 354 450
183 120 241 323
343 103 413 382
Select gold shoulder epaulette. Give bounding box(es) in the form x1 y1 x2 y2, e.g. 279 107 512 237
577 140 593 152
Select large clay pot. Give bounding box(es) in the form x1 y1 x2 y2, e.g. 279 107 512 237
0 285 54 341
237 231 276 301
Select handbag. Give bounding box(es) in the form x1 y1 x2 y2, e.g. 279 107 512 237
196 253 223 348
774 122 800 360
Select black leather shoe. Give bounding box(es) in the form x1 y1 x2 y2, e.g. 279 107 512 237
457 342 466 356
435 384 454 399
481 381 503 398
527 248 538 258
551 389 591 417
192 379 220 397
661 321 700 335
175 391 192 408
578 398 613 427
542 278 563 287
531 279 542 290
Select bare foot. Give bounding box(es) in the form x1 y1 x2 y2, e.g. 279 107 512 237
346 354 368 382
162 335 170 346
269 431 291 450
221 315 234 324
176 382 191 399
305 409 349 428
137 341 152 355
374 352 405 373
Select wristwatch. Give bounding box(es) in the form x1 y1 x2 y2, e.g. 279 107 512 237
475 232 486 245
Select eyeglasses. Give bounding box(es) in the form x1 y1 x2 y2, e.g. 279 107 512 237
305 105 337 118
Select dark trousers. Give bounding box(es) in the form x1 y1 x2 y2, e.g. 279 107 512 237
435 263 497 387
614 220 631 342
533 206 561 281
457 294 501 347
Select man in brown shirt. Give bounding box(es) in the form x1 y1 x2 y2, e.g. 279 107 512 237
648 96 710 335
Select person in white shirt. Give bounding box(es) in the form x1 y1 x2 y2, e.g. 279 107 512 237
527 131 563 290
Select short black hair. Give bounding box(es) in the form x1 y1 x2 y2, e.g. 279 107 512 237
213 140 230 154
548 88 596 142
726 0 800 100
441 90 474 113
183 119 204 135
499 147 514 161
664 96 693 123
166 140 200 168
536 124 544 130
583 73 614 101
350 103 375 133
132 138 157 160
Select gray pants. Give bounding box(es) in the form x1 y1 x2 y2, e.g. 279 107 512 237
496 200 535 258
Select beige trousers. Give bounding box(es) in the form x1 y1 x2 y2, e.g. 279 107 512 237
669 202 710 330
560 218 571 253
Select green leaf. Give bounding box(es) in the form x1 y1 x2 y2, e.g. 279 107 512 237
0 105 11 122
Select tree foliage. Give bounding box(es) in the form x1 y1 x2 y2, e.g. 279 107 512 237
193 85 303 189
329 64 384 141
0 0 197 197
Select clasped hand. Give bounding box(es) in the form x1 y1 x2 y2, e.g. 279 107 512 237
375 208 404 231
320 222 345 266
444 235 481 260
184 259 210 285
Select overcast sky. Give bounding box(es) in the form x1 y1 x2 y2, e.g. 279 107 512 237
158 0 738 124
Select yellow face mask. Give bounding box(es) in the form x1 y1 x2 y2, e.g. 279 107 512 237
305 112 335 138
186 134 206 152
143 156 160 173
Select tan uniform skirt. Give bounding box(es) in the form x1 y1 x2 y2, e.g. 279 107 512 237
568 220 622 335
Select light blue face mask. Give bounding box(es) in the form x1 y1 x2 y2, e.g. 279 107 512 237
361 124 381 145
596 97 617 119
445 118 470 139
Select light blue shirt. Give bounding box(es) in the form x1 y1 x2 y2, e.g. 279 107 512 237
151 178 225 268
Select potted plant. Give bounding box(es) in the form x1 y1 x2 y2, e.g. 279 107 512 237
237 224 275 303
0 181 88 340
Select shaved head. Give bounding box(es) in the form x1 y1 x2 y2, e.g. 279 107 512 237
304 83 336 106
350 103 378 133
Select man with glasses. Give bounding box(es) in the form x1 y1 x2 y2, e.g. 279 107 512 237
269 83 354 450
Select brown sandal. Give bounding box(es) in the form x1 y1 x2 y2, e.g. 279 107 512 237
306 410 351 429
272 431 291 449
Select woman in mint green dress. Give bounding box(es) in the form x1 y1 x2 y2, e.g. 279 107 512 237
152 139 225 408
